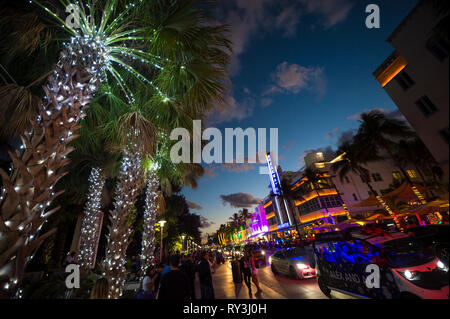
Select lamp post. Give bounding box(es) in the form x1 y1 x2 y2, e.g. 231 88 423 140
181 234 185 253
159 220 166 262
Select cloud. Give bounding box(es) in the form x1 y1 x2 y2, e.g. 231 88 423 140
266 62 327 98
215 0 353 75
337 128 357 146
220 192 262 208
200 216 215 228
205 94 254 125
347 108 405 121
300 145 336 164
326 128 340 139
187 201 203 211
282 140 296 151
260 98 273 108
298 0 354 28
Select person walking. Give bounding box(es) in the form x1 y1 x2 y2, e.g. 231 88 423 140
90 277 110 299
250 251 263 294
240 250 253 297
180 254 197 299
157 255 190 299
197 251 215 299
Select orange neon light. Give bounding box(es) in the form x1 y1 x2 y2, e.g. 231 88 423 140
294 189 338 206
264 201 273 208
376 56 408 87
299 210 347 224
269 225 278 232
265 212 276 219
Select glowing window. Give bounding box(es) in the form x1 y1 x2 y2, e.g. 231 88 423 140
407 169 418 179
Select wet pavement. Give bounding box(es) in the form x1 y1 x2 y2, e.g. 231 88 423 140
211 252 354 299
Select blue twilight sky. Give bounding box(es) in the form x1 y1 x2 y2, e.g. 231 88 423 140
181 0 418 241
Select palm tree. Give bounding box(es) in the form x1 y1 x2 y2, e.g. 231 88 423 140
356 110 425 204
303 167 336 225
280 172 303 235
0 0 176 296
229 213 241 232
331 140 403 230
70 97 122 272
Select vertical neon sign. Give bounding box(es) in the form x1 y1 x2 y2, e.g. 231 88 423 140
266 152 281 196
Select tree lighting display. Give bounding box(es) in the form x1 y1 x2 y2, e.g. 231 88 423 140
102 139 143 299
78 167 106 270
140 167 159 276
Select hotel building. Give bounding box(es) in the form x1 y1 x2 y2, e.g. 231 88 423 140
373 0 449 180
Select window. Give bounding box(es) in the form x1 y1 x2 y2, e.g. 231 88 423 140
439 127 449 144
298 198 321 215
320 195 343 208
392 171 402 180
352 193 358 201
427 36 449 61
360 174 371 183
395 70 415 90
407 169 418 179
371 173 383 182
344 176 350 183
416 96 438 117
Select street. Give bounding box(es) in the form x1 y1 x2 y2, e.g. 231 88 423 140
211 251 354 299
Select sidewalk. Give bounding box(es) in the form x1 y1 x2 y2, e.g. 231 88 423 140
210 261 285 299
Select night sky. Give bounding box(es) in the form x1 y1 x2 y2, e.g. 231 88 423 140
181 0 418 241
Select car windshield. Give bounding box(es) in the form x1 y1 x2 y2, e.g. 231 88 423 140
286 247 306 257
380 237 434 268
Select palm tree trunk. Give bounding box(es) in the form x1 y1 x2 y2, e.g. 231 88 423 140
0 37 107 297
102 140 144 299
139 168 159 277
385 147 426 204
364 181 403 231
78 167 107 272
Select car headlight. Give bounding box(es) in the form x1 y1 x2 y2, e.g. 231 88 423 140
437 260 448 271
402 270 419 281
296 263 307 270
268 257 272 264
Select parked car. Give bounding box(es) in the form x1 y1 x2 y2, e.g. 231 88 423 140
407 225 449 265
269 247 316 279
313 228 449 299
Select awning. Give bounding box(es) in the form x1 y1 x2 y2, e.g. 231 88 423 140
349 182 429 208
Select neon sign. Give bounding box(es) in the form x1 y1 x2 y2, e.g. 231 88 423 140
250 205 269 237
266 152 281 196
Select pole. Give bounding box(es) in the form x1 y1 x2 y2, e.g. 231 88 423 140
160 224 164 262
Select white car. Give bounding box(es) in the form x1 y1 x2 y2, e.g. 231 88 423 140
269 247 316 280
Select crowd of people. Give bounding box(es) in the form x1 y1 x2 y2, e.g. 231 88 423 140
89 250 220 299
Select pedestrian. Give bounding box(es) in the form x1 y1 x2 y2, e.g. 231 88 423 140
250 250 263 294
180 254 196 299
240 250 253 296
197 251 215 299
90 277 110 299
153 263 166 294
157 254 190 299
137 267 157 299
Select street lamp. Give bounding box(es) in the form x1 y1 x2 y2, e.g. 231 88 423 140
159 220 166 262
181 234 185 253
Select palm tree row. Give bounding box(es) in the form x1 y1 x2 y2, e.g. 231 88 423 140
0 0 231 298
